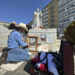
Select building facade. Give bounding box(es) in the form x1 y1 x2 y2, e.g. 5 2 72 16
58 0 75 34
42 0 58 28
49 0 58 28
42 5 49 28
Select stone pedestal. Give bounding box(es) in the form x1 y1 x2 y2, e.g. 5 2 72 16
28 28 58 52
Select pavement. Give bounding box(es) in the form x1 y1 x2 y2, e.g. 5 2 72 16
0 61 31 75
4 61 31 75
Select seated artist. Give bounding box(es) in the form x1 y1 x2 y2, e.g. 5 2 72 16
0 23 32 64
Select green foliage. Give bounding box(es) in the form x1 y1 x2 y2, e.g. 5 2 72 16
64 21 75 44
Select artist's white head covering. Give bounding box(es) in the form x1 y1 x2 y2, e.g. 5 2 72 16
17 23 28 31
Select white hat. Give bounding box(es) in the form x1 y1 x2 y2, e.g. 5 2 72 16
17 23 28 31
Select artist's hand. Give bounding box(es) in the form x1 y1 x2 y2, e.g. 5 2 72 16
22 45 28 49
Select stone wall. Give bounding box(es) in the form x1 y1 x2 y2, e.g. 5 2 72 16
0 25 12 47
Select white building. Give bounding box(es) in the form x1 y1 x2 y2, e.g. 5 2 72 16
42 0 58 28
58 0 75 34
42 5 49 27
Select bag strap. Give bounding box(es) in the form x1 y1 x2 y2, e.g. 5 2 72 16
40 52 47 62
46 53 48 72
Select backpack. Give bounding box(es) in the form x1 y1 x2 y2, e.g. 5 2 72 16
31 52 62 74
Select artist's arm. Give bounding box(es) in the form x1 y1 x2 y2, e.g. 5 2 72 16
15 32 28 48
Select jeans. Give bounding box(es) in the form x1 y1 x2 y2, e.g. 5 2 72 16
6 48 30 62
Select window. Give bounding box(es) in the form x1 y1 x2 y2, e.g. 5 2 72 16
68 10 75 15
64 18 69 22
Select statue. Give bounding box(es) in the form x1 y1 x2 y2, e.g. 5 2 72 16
33 8 42 28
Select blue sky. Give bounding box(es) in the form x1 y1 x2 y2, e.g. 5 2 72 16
0 0 51 24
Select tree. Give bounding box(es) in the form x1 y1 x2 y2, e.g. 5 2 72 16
64 21 75 45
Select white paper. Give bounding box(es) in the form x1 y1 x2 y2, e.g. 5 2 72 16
46 35 53 43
